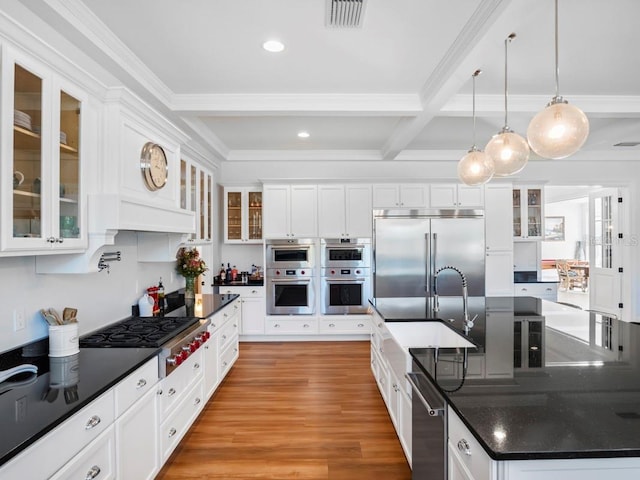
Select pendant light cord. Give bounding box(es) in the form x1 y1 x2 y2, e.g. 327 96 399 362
504 33 516 129
554 0 560 99
471 69 481 149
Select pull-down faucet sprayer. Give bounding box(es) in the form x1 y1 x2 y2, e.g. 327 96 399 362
433 265 475 334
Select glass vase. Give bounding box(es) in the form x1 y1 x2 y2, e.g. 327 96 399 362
184 276 196 301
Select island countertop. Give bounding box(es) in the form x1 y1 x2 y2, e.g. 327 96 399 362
373 296 640 461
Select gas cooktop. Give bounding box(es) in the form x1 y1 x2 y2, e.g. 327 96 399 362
79 316 201 348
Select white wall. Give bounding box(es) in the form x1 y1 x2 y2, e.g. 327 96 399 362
542 199 588 260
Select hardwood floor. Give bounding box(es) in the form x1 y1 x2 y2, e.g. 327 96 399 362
156 341 411 480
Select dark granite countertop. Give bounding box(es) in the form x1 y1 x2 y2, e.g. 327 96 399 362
0 340 159 466
373 296 640 461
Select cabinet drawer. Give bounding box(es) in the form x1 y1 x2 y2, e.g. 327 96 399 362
50 426 116 480
114 357 158 417
319 316 371 334
157 348 203 418
448 407 493 480
220 339 239 379
220 286 264 298
514 283 558 299
265 318 319 334
160 380 205 462
219 315 240 351
0 390 115 480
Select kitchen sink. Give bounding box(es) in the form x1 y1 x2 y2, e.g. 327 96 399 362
386 321 476 349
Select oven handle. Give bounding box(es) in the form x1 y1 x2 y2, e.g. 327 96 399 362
322 278 367 283
270 278 312 283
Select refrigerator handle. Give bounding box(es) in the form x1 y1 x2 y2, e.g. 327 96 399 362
425 233 430 294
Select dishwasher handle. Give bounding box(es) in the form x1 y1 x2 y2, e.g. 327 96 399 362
406 372 445 417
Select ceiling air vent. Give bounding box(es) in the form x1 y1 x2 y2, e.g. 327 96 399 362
326 0 367 28
614 142 640 147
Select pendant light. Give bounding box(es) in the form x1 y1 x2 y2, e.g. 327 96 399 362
526 0 589 159
485 33 530 176
458 70 495 186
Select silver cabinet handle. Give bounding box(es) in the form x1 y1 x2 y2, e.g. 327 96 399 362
157 389 163 395
303 324 310 328
56 237 64 243
136 378 147 389
329 323 335 327
457 438 472 456
251 290 257 294
358 323 364 327
85 465 101 480
274 324 280 328
85 415 101 430
223 361 228 367
194 363 200 369
222 335 227 340
168 387 176 397
194 397 201 406
168 427 177 438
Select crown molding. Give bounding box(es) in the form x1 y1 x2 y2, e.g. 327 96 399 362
227 149 382 162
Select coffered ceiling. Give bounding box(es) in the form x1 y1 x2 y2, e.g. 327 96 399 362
22 0 640 165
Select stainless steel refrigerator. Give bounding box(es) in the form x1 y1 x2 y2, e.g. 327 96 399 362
373 209 485 310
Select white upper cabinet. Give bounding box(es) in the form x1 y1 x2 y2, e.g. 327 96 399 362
485 184 514 251
372 184 429 208
513 186 544 240
180 158 213 244
223 186 262 243
263 184 317 238
1 47 89 254
318 184 372 238
430 184 484 208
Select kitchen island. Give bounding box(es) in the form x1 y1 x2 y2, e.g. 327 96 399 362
372 296 640 479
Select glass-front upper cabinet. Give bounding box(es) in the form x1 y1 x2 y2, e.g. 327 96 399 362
180 158 212 244
223 187 262 243
512 186 544 240
2 49 86 253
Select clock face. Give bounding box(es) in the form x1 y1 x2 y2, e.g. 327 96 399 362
140 142 168 191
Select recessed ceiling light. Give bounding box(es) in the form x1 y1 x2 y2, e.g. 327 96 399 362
262 40 285 53
614 142 640 147
297 131 310 138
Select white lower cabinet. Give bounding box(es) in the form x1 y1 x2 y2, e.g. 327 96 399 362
448 407 495 480
218 286 265 336
319 315 371 334
266 317 319 334
514 282 558 301
206 297 241 394
160 380 205 462
50 426 116 480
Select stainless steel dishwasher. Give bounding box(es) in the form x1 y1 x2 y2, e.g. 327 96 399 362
406 360 448 480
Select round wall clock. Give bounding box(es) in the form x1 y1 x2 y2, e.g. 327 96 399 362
140 142 168 191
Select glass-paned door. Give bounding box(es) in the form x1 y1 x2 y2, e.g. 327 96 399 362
589 188 622 318
248 191 262 240
13 64 43 240
226 191 242 241
58 90 80 240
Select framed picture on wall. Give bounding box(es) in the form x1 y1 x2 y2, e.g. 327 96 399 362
545 216 565 241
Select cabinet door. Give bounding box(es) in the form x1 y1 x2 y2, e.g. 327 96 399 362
116 387 160 480
372 184 400 208
318 185 346 237
484 184 513 251
486 251 514 296
345 184 372 237
399 184 428 208
290 185 317 237
263 185 290 238
241 296 265 335
457 185 484 207
484 311 515 378
430 184 458 207
246 190 263 242
514 186 544 240
225 189 243 242
204 327 219 397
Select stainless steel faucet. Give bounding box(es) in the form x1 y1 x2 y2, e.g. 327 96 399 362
433 265 474 334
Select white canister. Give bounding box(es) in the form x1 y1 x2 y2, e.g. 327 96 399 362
49 323 79 357
138 293 154 316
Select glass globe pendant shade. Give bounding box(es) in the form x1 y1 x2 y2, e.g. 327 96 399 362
485 129 530 176
527 99 589 160
457 148 495 186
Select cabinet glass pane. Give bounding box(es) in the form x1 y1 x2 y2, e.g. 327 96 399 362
207 174 212 240
526 188 542 237
13 65 43 239
180 159 187 209
512 189 521 237
594 195 613 268
227 191 241 240
248 191 262 240
190 165 196 239
59 90 80 239
199 171 205 239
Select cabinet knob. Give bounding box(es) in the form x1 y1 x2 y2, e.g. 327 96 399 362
168 427 177 438
136 378 147 389
329 323 335 327
85 465 101 480
457 438 472 456
85 415 101 430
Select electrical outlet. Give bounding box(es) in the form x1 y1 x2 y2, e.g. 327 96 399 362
13 308 25 331
15 396 27 422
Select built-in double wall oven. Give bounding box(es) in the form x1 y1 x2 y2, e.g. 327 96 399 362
266 239 316 315
321 238 371 314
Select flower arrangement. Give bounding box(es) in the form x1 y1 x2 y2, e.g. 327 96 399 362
175 247 208 278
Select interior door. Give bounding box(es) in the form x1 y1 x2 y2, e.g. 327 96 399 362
589 188 622 318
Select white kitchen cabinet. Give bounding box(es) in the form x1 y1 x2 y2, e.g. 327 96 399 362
265 317 319 335
203 325 219 398
388 367 412 465
223 186 262 243
485 184 514 296
448 407 496 480
49 427 116 480
1 46 89 254
372 184 429 208
218 286 265 336
484 310 515 379
318 184 372 238
207 298 240 390
159 380 205 462
115 386 159 480
430 184 484 208
513 186 544 240
318 315 371 335
180 157 213 244
263 184 317 238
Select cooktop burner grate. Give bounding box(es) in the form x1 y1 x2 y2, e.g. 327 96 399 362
79 316 201 348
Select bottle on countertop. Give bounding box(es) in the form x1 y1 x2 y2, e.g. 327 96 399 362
225 263 232 284
157 277 165 315
232 265 238 281
251 264 257 277
219 263 225 283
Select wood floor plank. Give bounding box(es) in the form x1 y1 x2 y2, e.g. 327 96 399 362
156 341 411 480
